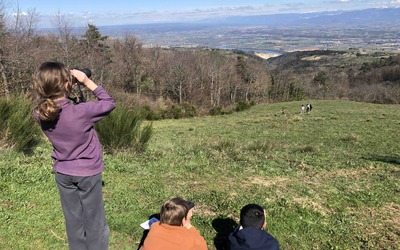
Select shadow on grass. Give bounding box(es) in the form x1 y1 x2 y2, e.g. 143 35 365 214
363 155 400 165
212 217 238 250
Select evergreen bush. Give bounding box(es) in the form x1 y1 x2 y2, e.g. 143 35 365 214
0 96 41 153
157 103 197 119
158 105 179 119
0 98 12 132
95 106 153 154
169 105 183 119
180 102 197 118
209 106 233 116
139 105 161 121
235 100 252 112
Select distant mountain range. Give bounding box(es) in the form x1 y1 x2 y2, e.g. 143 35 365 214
196 8 400 27
96 8 400 38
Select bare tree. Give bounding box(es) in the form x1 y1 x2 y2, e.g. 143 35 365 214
50 11 81 66
246 61 272 102
111 35 144 96
0 0 9 98
4 4 40 94
163 51 195 104
143 46 167 100
196 50 227 107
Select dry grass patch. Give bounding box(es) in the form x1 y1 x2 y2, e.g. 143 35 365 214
250 176 290 188
195 204 218 217
350 202 400 249
385 203 400 228
290 115 304 122
252 175 333 216
316 165 383 180
292 196 332 216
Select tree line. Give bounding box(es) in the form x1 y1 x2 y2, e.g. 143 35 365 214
267 49 400 104
0 7 273 114
1 6 399 119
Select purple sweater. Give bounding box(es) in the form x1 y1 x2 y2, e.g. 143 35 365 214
33 86 116 176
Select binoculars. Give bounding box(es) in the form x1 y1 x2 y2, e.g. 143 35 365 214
69 68 92 104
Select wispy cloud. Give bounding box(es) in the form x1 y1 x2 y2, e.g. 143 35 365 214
379 0 400 7
36 1 400 28
12 11 28 16
328 0 354 3
278 2 308 12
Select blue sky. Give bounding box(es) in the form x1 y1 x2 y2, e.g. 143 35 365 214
6 0 400 27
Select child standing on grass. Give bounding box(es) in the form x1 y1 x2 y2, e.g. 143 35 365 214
32 61 115 250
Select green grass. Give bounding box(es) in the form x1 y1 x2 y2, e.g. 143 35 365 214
1 100 399 249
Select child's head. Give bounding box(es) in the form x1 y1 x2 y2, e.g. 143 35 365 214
160 197 190 226
240 204 266 229
33 61 72 121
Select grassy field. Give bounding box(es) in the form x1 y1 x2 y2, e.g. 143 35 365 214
1 100 399 249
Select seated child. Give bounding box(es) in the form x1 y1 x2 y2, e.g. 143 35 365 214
141 197 207 250
229 204 279 250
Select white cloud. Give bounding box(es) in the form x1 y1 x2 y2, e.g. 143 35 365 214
12 11 28 16
35 1 400 28
382 0 400 6
328 0 353 3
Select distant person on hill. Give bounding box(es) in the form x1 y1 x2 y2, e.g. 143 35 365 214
32 61 115 250
140 197 207 250
306 104 310 113
229 204 279 250
309 103 313 112
301 104 305 114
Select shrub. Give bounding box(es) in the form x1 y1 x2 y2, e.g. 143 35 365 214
209 106 233 116
0 98 12 132
235 100 252 112
180 102 197 118
169 105 183 119
0 96 41 153
95 106 153 154
159 103 197 119
209 106 222 116
136 122 153 152
139 105 161 120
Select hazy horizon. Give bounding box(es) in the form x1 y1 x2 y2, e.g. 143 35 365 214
7 0 400 28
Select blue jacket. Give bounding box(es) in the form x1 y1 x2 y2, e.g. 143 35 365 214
229 227 279 250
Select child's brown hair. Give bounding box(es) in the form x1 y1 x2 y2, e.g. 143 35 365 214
160 197 189 226
33 61 72 121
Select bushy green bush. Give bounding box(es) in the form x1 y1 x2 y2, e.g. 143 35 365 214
209 106 233 116
168 104 183 119
0 98 12 131
95 106 153 154
139 105 161 121
180 102 197 118
159 103 197 119
0 96 41 153
235 100 252 112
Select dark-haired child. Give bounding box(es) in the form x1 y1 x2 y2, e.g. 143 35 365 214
229 204 279 250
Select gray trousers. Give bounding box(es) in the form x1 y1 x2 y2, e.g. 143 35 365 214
55 172 110 250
